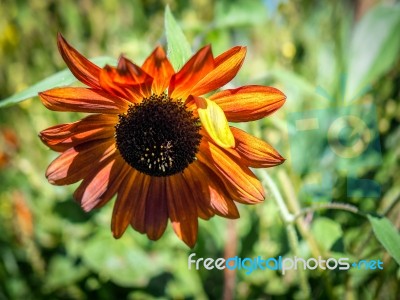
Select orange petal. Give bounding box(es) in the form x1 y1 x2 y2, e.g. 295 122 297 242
57 33 101 88
39 114 117 152
74 156 130 212
142 46 175 95
197 138 265 204
167 174 198 248
111 169 141 238
169 45 214 99
144 177 168 240
99 56 153 101
39 87 129 113
209 85 286 122
46 139 115 185
190 46 246 96
185 162 239 219
231 127 285 168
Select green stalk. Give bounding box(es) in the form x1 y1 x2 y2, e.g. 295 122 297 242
260 169 310 298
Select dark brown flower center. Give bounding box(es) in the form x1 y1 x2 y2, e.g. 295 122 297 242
115 94 202 177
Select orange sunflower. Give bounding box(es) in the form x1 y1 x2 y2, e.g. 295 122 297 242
39 33 286 247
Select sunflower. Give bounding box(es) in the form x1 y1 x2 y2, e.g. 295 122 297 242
39 33 286 247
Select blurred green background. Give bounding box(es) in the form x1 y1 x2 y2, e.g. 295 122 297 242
0 0 399 299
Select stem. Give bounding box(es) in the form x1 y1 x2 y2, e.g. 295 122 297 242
261 170 294 223
277 171 323 258
293 202 361 220
260 170 310 298
223 219 237 300
278 171 336 299
286 224 311 298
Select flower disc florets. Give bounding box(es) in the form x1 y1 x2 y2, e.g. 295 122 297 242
115 94 202 177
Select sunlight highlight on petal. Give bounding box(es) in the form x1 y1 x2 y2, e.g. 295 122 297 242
195 96 235 149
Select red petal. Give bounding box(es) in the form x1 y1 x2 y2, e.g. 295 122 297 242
197 138 265 204
182 164 215 220
57 33 101 88
111 169 141 238
185 162 239 218
39 87 129 113
230 127 285 168
74 156 130 212
167 174 198 248
169 45 214 99
124 173 168 241
99 66 137 101
46 139 115 185
93 164 131 210
39 114 117 152
144 177 168 240
209 85 286 122
142 46 175 95
99 57 153 101
189 46 246 96
128 172 151 234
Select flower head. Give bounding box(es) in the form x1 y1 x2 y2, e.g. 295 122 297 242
39 33 286 247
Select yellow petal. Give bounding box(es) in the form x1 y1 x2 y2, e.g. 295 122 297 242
195 97 235 148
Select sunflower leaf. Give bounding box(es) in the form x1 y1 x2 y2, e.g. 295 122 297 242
311 217 342 252
368 215 400 266
81 231 162 287
0 56 117 108
165 5 192 71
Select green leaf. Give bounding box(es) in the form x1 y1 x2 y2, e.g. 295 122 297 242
44 255 89 292
345 4 400 102
165 5 192 70
81 231 162 287
311 217 343 252
0 56 117 108
166 253 208 299
368 215 400 266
